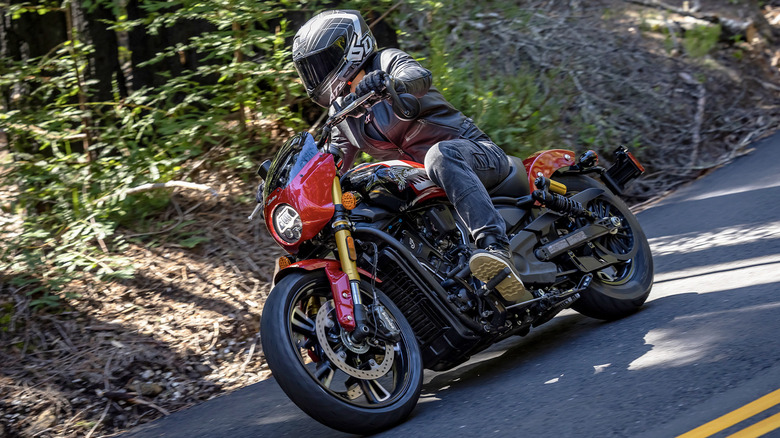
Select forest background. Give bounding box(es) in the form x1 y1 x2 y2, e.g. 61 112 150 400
1 0 779 436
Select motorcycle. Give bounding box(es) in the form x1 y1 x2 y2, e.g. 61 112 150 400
253 87 653 434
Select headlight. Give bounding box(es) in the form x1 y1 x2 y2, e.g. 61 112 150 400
273 204 303 244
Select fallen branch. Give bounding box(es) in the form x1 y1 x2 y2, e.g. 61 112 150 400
622 0 760 38
623 0 717 20
127 397 171 416
101 391 171 416
202 320 221 353
84 401 111 438
97 181 219 204
679 72 707 166
239 340 257 376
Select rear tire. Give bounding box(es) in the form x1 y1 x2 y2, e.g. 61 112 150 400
555 175 654 320
261 270 423 434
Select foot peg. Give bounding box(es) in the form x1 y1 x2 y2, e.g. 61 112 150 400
485 267 511 291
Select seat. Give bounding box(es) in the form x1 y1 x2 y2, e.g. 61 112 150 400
488 156 530 197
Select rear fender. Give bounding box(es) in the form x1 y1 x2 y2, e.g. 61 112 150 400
275 259 381 331
523 149 577 192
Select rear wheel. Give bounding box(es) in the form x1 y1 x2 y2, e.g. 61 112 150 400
260 270 423 434
555 175 653 320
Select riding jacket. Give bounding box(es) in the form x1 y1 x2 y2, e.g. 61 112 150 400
330 49 485 169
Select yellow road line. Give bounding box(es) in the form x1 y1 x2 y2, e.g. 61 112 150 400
677 388 780 438
726 412 780 438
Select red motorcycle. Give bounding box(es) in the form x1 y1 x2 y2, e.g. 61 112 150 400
254 90 653 434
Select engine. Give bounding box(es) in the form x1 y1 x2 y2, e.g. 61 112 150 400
395 204 465 275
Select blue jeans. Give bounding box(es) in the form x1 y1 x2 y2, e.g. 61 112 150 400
424 126 512 246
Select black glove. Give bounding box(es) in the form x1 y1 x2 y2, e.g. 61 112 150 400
354 70 391 98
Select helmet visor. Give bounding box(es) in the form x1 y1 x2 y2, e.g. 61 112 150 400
294 36 347 93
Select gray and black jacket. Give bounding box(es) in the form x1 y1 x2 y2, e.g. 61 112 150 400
330 48 485 169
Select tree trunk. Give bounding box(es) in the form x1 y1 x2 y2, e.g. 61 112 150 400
0 2 67 154
126 0 217 91
1 1 67 61
72 0 126 101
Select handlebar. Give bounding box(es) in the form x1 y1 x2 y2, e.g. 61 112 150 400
317 77 421 149
326 91 378 128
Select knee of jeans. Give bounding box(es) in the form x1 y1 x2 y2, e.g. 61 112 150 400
425 141 463 182
424 146 440 183
427 141 462 165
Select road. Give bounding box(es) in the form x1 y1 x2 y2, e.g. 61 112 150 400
124 132 780 438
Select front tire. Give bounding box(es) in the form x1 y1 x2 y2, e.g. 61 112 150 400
556 175 654 320
260 270 423 434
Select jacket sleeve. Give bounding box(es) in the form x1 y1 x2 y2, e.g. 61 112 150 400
378 48 432 98
330 121 359 172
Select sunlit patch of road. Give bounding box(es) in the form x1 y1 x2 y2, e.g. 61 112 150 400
650 253 780 295
686 176 780 202
647 220 780 257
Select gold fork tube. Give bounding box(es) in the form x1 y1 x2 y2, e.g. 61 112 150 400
332 176 360 282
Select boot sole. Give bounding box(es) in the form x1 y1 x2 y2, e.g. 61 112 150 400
469 252 533 303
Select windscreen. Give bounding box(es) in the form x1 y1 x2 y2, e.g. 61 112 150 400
263 132 319 202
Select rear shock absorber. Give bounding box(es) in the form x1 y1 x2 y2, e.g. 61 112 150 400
532 177 591 217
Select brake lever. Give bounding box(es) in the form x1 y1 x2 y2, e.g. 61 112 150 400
331 91 376 123
317 91 380 149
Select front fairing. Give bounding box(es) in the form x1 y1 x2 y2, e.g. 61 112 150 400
263 132 336 254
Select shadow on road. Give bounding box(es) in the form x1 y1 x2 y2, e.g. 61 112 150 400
124 279 780 438
385 283 780 437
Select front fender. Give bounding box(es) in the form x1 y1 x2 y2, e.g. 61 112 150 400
523 149 577 192
275 259 381 283
274 259 381 331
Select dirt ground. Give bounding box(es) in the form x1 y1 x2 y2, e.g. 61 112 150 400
1 1 779 437
0 169 285 437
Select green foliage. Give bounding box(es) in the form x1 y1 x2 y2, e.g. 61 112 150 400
0 0 399 308
0 303 13 331
414 0 567 157
684 24 722 58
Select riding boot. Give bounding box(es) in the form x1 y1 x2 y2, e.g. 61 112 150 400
469 234 529 303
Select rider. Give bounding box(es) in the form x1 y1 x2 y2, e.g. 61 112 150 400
292 10 527 302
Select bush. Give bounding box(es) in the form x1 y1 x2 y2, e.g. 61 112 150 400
402 0 569 158
684 24 722 58
0 0 397 308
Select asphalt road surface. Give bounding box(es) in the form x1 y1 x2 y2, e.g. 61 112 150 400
124 132 780 438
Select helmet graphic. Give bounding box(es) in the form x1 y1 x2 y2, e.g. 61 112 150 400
292 10 377 108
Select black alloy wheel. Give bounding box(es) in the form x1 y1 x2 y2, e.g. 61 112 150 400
261 270 423 434
554 174 654 320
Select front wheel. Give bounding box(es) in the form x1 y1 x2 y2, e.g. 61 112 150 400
556 174 654 320
260 270 423 434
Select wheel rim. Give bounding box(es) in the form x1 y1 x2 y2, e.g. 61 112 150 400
589 198 636 285
566 197 637 285
285 279 414 408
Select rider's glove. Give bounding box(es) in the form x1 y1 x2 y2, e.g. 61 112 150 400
355 70 392 98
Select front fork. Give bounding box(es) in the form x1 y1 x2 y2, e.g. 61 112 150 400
330 176 373 340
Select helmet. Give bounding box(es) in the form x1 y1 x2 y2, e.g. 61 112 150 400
292 10 377 108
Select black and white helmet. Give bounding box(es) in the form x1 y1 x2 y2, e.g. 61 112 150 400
292 10 377 108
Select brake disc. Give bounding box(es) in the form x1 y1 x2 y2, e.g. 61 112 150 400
315 300 394 380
